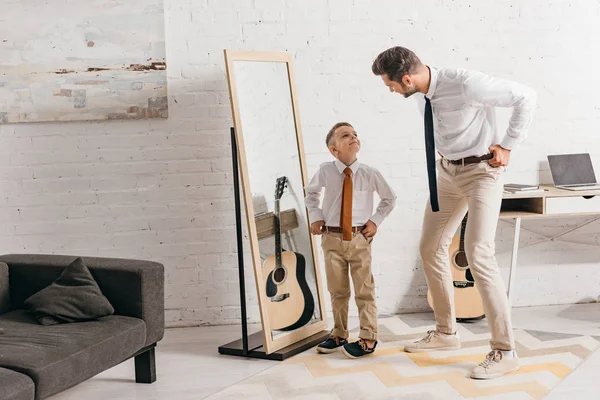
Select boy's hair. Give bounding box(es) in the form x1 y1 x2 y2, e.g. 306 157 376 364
326 122 353 147
371 46 422 83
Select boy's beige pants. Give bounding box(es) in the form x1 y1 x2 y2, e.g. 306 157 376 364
421 158 515 351
322 231 377 341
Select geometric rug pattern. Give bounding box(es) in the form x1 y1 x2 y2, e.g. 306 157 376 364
206 315 600 400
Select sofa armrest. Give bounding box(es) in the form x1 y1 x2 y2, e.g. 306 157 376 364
0 262 9 314
0 254 165 346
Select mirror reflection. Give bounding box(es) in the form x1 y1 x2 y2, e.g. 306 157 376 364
233 60 321 340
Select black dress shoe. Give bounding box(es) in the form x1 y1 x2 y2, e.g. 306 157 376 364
341 339 377 359
316 336 348 354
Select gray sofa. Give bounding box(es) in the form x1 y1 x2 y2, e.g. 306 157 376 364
0 254 165 400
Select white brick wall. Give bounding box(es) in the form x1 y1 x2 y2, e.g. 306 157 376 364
1 0 599 327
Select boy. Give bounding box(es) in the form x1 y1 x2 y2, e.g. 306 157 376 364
305 122 396 359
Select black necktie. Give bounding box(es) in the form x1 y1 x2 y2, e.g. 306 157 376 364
424 96 439 212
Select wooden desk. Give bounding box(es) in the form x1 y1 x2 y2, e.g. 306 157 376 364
500 184 600 303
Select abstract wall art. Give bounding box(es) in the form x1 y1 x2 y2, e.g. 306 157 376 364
0 0 168 124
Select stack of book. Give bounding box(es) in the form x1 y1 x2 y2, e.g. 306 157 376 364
503 183 545 194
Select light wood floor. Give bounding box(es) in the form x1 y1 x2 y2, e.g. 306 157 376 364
48 303 600 399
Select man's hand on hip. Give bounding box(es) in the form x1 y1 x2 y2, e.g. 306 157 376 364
488 144 510 167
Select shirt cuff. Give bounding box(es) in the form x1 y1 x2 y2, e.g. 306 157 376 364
369 213 384 227
308 210 324 225
499 134 520 151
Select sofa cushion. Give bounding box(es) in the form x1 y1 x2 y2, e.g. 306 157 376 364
0 367 35 400
0 310 146 400
24 257 114 325
0 254 164 347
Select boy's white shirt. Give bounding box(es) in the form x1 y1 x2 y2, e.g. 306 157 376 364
304 159 396 227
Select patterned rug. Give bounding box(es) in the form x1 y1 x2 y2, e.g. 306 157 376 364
206 315 600 399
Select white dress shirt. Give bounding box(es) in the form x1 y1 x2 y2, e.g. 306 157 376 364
305 159 397 227
415 67 537 160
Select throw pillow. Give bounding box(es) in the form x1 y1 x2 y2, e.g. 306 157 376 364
24 257 114 325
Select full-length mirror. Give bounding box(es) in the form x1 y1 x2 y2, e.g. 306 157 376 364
224 50 328 354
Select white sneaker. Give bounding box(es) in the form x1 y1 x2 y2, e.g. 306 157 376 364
404 330 461 353
470 350 520 379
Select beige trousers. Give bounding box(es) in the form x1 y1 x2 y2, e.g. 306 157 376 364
322 231 377 341
420 158 515 351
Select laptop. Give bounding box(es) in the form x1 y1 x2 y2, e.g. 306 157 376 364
547 153 600 191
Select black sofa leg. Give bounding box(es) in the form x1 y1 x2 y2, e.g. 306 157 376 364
135 346 156 383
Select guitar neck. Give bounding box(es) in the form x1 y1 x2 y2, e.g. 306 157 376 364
274 199 282 267
459 214 468 252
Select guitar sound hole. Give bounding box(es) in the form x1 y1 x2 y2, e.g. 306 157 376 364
273 268 286 284
454 251 468 268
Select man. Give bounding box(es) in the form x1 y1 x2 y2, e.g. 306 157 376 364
372 46 536 379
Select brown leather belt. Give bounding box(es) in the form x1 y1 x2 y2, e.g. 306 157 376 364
447 153 493 165
323 225 365 234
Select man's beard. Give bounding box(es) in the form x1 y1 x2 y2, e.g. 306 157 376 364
402 84 418 98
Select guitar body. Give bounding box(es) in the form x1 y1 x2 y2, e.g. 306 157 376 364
262 176 315 332
263 250 315 331
427 214 485 321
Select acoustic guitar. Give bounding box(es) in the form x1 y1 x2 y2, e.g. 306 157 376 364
263 176 315 331
427 214 485 321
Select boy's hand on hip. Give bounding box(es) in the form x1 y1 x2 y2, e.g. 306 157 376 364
488 144 510 167
311 220 324 235
362 220 377 237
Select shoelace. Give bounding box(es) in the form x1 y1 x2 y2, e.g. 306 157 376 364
479 350 503 369
358 339 368 351
358 339 374 351
417 330 436 344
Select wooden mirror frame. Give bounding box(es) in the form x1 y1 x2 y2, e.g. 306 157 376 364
223 49 328 354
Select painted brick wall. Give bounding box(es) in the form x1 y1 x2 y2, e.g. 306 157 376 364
1 0 599 327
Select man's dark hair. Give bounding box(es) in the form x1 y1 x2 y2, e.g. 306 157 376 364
371 46 423 83
326 122 353 147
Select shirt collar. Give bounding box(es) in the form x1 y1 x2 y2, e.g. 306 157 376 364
334 159 360 174
425 66 438 99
